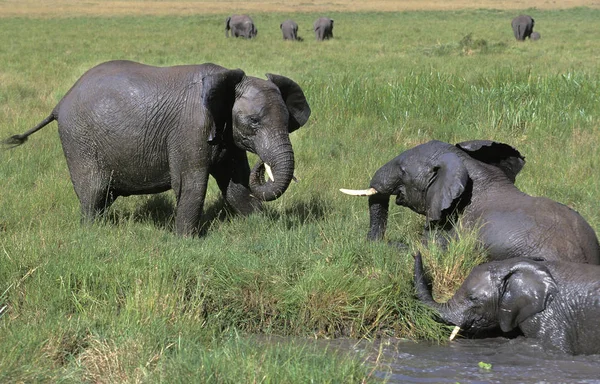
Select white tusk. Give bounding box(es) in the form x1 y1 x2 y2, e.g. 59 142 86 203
449 326 460 341
339 187 378 196
264 163 275 182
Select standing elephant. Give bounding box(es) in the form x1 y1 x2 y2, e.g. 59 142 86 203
414 252 600 355
340 140 600 264
313 17 334 41
281 19 301 41
4 60 311 236
531 31 541 41
225 14 257 39
511 15 535 41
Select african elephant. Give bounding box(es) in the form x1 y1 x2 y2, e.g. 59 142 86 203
225 14 257 39
511 15 535 41
340 140 600 264
313 17 334 41
281 19 301 41
531 31 541 41
4 60 311 236
414 252 600 355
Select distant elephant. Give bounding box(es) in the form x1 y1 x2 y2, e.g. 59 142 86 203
414 252 600 355
225 14 257 39
281 19 302 41
340 140 600 264
313 17 334 41
511 15 535 41
4 60 311 236
531 31 541 41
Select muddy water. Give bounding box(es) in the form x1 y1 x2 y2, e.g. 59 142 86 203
323 337 600 383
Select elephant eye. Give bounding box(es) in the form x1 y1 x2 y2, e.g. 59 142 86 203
248 115 260 128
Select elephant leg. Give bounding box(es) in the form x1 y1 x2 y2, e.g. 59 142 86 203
67 159 116 222
213 150 262 215
172 169 210 236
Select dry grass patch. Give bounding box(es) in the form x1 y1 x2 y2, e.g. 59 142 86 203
1 0 599 18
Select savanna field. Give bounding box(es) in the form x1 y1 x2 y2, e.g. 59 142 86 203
1 0 599 381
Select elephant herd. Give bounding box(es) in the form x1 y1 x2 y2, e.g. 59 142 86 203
225 14 334 41
226 13 540 42
4 13 593 356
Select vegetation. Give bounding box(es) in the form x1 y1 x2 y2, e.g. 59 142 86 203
1 3 599 382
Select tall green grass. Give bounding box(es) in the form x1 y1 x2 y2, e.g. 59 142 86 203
1 7 600 382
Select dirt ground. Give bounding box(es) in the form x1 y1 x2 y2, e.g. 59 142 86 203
1 0 599 18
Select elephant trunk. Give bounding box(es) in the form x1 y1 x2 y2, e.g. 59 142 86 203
248 135 295 202
413 252 463 327
367 193 390 241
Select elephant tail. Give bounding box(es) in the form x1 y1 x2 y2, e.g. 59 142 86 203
3 113 55 148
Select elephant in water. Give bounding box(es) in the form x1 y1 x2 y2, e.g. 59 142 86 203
225 14 257 39
281 19 302 41
512 15 535 41
313 17 334 41
414 252 600 355
4 60 311 236
340 140 600 264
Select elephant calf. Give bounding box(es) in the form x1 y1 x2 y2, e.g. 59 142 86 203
341 140 600 264
281 19 302 41
226 14 257 39
4 60 311 236
414 252 600 355
313 17 334 41
512 15 535 41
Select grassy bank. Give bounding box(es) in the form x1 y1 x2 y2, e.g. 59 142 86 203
1 6 599 382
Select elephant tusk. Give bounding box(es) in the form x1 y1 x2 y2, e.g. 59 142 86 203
449 326 461 341
339 187 378 196
264 163 275 182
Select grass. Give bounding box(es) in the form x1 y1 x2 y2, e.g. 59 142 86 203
1 4 600 382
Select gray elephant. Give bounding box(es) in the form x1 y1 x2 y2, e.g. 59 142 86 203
313 17 333 41
511 15 535 41
4 60 311 236
414 252 600 355
340 140 600 264
531 31 541 41
225 14 257 39
281 19 301 41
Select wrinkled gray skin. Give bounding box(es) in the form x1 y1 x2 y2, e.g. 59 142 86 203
225 14 257 39
313 17 334 41
4 60 311 236
363 140 599 264
414 252 600 355
530 31 541 41
281 19 301 41
511 15 535 41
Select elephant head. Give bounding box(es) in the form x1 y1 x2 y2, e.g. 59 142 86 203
413 252 558 336
202 70 310 202
340 140 524 241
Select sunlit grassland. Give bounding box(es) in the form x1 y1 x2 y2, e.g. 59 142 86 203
1 6 600 382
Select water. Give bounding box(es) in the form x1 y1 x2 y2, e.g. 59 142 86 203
324 337 600 383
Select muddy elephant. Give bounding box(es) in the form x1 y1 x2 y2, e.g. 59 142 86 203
4 60 311 236
531 31 541 41
414 252 600 355
313 17 334 41
340 140 600 264
512 15 535 41
281 19 301 41
225 14 257 39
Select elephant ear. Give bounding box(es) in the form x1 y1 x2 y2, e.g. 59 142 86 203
266 73 311 133
425 152 470 224
456 140 525 183
202 69 245 144
498 259 558 332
